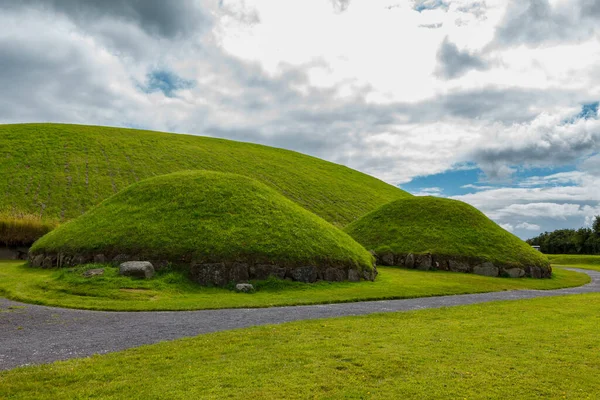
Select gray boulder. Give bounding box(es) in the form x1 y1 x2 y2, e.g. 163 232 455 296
504 268 525 278
235 283 254 293
324 267 346 282
415 254 433 271
30 254 44 268
380 253 395 266
290 266 318 283
529 266 542 279
347 269 361 282
83 268 105 278
119 261 155 279
473 262 499 277
405 253 415 268
448 259 470 272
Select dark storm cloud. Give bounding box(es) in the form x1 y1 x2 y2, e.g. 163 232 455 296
581 0 600 16
494 0 600 47
0 0 208 39
435 38 487 79
0 34 125 123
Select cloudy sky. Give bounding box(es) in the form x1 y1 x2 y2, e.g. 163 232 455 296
1 0 599 239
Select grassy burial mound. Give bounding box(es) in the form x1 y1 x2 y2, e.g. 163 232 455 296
29 171 376 285
0 123 409 246
344 197 551 278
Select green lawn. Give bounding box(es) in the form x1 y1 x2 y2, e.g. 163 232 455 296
0 261 589 311
2 294 599 399
548 254 600 271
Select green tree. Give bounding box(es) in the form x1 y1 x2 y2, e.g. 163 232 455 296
593 215 600 236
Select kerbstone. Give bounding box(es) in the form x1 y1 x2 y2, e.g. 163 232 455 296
119 261 155 279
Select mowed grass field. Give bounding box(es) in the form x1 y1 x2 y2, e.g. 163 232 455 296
2 294 599 399
0 261 589 311
0 123 408 237
548 254 600 271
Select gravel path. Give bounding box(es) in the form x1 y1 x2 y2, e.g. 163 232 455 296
1 268 599 371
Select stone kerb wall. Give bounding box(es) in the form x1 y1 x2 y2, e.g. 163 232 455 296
375 252 551 278
28 252 377 285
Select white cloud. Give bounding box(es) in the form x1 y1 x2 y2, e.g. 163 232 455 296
516 222 541 231
1 0 600 237
499 223 514 232
412 187 444 196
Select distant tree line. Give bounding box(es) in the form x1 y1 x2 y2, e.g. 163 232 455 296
526 216 600 254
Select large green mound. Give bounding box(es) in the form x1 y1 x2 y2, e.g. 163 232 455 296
0 123 409 245
344 197 551 278
30 171 376 284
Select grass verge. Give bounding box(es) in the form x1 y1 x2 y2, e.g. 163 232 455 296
1 294 599 399
0 261 589 311
549 254 600 271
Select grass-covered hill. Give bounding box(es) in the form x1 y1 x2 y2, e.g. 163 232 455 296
344 197 551 278
0 123 409 245
30 171 376 284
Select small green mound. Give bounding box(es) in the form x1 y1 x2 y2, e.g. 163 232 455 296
30 171 375 284
344 197 551 278
0 123 409 247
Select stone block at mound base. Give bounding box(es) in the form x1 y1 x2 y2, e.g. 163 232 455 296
119 261 155 279
83 268 104 278
235 283 254 293
371 252 551 279
473 262 499 277
190 262 373 286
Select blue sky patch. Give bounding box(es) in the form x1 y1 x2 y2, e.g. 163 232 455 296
413 0 449 12
400 164 578 197
564 101 599 124
140 69 195 98
579 102 599 120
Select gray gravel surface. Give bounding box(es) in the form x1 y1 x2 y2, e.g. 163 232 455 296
1 268 599 371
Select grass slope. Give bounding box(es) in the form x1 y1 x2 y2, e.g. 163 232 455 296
345 196 549 268
0 261 588 311
2 294 599 399
0 123 408 243
30 171 374 273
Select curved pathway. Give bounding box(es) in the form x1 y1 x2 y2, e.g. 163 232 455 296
1 268 599 371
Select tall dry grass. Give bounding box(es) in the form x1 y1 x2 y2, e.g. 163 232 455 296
0 214 57 246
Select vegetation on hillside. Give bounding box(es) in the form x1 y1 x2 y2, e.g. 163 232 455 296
30 171 374 274
0 123 408 246
527 216 600 254
2 294 599 398
344 197 549 268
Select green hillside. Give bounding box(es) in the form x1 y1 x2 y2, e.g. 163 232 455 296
0 123 409 244
344 197 551 277
30 171 376 284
